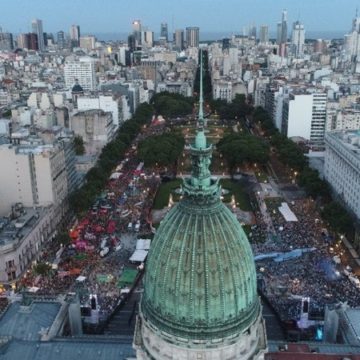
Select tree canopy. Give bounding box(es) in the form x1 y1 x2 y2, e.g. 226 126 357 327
137 132 185 167
69 103 154 215
210 94 253 120
151 92 193 118
217 133 269 173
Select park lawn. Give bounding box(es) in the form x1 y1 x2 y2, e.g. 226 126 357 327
153 179 182 210
220 179 252 211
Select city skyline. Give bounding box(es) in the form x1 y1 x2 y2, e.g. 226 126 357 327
0 0 359 38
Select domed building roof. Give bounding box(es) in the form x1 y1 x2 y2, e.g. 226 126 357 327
141 57 260 340
142 182 260 339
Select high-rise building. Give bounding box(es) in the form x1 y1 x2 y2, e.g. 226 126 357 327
186 26 200 48
249 24 257 39
281 10 288 43
259 25 269 44
291 21 305 58
70 24 80 46
141 30 154 48
282 91 327 144
64 57 97 91
276 22 282 44
160 22 168 41
0 32 13 51
31 19 44 51
133 52 267 360
174 29 184 50
132 20 142 46
57 30 66 49
277 10 287 56
20 33 38 51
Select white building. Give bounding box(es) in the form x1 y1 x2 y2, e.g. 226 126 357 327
0 142 68 217
324 130 360 219
291 21 305 58
31 19 44 51
77 95 120 127
213 81 232 103
283 91 327 144
64 57 97 91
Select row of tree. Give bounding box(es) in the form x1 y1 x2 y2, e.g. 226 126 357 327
151 92 193 118
217 133 269 175
137 132 185 168
253 106 353 235
210 94 253 120
69 103 154 215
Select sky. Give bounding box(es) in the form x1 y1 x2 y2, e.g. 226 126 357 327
0 0 359 38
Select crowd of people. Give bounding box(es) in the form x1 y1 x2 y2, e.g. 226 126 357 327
17 129 162 325
252 195 360 323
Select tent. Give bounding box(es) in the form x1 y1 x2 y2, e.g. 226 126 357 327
278 202 298 222
117 268 138 288
129 249 148 262
136 239 151 250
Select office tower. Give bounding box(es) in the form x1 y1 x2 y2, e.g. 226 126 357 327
57 30 66 49
27 33 39 50
282 91 327 144
249 24 257 39
79 35 96 50
31 19 44 51
160 22 168 41
17 33 27 49
64 57 97 91
132 20 142 46
128 34 136 52
222 37 230 50
186 26 200 48
276 22 282 44
291 21 305 58
276 10 288 56
141 30 154 48
0 32 13 51
174 29 184 50
281 10 288 43
259 25 269 44
70 24 80 46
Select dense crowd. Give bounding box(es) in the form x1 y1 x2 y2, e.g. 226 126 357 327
17 129 162 323
253 196 360 322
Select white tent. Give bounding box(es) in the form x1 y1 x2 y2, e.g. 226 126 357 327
129 249 148 262
278 202 298 222
136 239 151 250
109 172 122 180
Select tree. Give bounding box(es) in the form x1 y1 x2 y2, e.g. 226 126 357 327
73 135 85 155
322 201 353 234
138 132 185 167
151 92 193 118
33 262 52 277
217 133 269 175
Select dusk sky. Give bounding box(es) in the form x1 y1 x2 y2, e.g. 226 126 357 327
0 0 359 36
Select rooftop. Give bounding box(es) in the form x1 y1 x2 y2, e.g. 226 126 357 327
0 207 50 248
0 301 60 341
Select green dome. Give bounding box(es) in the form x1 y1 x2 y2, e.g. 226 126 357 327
141 190 260 340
